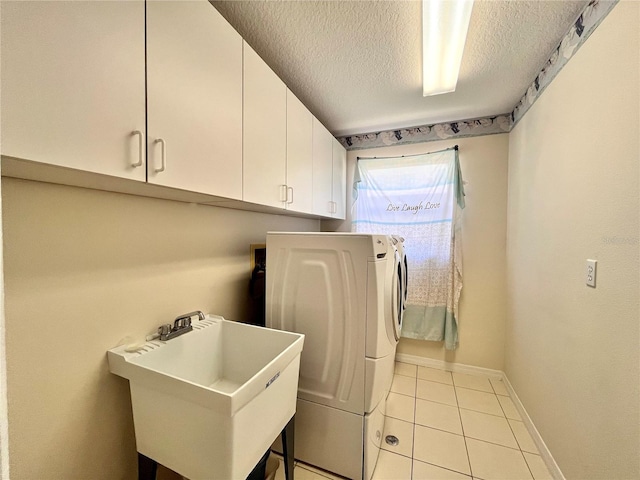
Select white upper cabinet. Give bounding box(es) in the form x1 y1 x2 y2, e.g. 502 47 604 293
243 42 287 208
332 139 347 220
1 0 344 218
0 1 146 180
146 1 243 199
312 122 347 219
286 90 314 214
312 118 334 216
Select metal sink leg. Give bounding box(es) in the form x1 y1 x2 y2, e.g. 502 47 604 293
281 415 295 480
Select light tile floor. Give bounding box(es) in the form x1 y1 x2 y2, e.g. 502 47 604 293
271 362 553 480
273 455 343 480
374 362 553 480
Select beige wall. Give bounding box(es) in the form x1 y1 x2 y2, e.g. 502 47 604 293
1 178 319 479
505 2 639 479
323 133 509 370
0 171 8 479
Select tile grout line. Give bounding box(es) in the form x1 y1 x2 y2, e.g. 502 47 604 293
521 453 538 480
414 397 457 409
414 418 526 450
496 385 536 480
390 387 417 399
410 373 416 480
383 368 418 470
415 458 478 479
416 367 455 387
455 383 498 395
461 434 534 453
458 405 513 419
394 372 417 380
417 378 454 386
452 376 474 479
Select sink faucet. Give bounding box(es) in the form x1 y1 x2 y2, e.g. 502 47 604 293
158 311 205 341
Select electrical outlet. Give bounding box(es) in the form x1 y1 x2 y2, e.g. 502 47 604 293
586 259 597 287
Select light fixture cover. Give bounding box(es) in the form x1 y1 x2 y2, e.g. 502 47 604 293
422 0 474 96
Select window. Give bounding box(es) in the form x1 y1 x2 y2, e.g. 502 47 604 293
353 147 464 349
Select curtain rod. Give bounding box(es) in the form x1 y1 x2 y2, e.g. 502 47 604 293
356 144 458 160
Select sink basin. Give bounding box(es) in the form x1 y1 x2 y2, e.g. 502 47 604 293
108 314 304 479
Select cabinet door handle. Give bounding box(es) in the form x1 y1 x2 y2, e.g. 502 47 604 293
154 138 166 173
131 130 143 167
280 184 288 203
287 186 294 204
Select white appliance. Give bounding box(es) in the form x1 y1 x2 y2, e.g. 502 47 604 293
391 235 408 315
266 232 405 480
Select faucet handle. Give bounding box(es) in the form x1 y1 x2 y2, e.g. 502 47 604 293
174 317 192 329
158 324 171 336
173 311 205 328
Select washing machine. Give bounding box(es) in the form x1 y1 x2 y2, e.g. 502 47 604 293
266 232 405 480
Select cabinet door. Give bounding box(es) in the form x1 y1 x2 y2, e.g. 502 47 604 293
0 1 146 180
312 118 333 216
146 0 242 199
332 139 347 219
243 42 287 208
285 90 313 214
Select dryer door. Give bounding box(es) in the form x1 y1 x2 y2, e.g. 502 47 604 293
390 249 403 341
402 254 408 309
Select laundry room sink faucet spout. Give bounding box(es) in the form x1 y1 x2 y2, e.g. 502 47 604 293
158 310 205 341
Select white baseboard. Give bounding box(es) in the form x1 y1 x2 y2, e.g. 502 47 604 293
395 352 503 379
395 353 565 480
502 375 566 480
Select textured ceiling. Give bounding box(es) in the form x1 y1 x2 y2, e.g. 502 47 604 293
211 0 589 136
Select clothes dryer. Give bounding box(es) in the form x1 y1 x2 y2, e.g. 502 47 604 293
266 232 406 480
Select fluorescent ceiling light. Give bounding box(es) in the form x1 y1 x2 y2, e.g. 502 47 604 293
422 0 474 96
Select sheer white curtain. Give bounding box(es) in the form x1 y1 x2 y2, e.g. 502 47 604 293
352 147 465 349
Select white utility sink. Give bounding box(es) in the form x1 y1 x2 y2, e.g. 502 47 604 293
108 314 304 480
